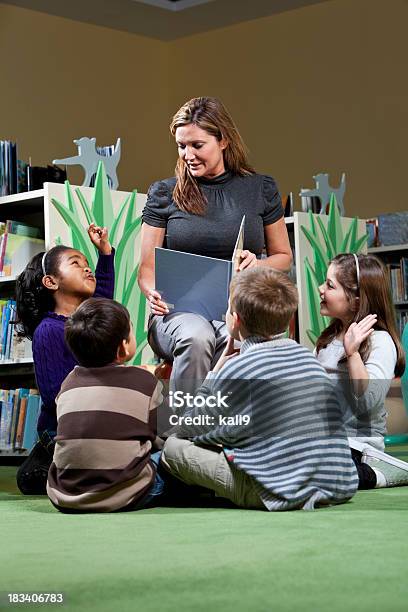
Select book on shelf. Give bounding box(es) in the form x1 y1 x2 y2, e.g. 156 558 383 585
15 395 28 448
1 139 67 195
9 389 27 448
0 388 40 452
396 310 408 338
386 257 408 303
3 220 42 239
0 225 44 277
283 193 294 217
0 300 33 361
0 389 13 448
155 216 245 322
21 393 41 451
0 140 17 196
402 258 408 301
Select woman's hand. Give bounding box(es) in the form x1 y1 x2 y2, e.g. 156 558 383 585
343 314 377 357
148 289 169 316
213 336 240 373
88 223 112 255
238 250 257 271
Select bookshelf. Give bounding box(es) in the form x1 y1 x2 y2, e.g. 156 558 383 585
368 243 408 335
368 244 408 254
0 190 44 459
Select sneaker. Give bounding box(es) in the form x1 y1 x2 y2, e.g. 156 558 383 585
362 448 408 487
16 432 55 495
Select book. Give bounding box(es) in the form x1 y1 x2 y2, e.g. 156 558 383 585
22 393 41 451
17 160 28 193
1 234 44 277
9 388 21 447
0 390 14 447
5 315 15 360
0 232 8 275
6 220 42 239
0 300 13 358
284 193 294 217
0 141 18 196
155 216 245 322
11 331 32 361
401 257 408 301
0 390 11 447
15 395 28 449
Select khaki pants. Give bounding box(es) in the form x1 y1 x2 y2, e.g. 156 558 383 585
161 437 265 510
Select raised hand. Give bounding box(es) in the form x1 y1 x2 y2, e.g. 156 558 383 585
238 250 257 271
88 223 112 255
343 314 377 357
147 288 169 317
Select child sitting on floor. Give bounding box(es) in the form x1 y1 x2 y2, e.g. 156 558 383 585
47 297 166 513
161 268 359 511
316 253 408 489
15 224 115 495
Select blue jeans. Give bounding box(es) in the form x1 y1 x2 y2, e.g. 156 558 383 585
134 451 166 510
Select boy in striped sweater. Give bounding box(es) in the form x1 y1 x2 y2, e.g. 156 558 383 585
47 298 166 513
161 268 359 511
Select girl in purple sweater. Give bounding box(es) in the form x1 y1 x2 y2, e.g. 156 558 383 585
15 224 115 494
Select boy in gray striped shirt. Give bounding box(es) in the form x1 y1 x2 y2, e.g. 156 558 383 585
161 268 358 511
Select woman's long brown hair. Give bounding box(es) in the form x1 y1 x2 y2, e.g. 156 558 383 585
170 97 255 215
316 253 405 377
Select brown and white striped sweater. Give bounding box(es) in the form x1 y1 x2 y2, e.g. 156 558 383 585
47 364 161 512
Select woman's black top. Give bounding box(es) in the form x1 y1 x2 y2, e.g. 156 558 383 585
142 171 283 260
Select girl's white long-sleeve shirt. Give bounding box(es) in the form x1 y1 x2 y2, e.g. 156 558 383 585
316 330 397 451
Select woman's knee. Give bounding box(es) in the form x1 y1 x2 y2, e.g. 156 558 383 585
175 316 217 354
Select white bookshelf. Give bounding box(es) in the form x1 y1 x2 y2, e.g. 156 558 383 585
0 275 17 283
368 242 408 337
0 448 29 457
368 244 408 254
0 188 44 206
0 358 33 365
0 192 42 461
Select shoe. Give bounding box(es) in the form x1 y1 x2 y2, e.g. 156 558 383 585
16 433 55 495
362 448 408 487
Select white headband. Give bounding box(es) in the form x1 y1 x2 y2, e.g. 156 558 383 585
353 253 360 287
41 252 48 276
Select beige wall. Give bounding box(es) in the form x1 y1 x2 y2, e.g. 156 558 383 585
0 3 172 193
1 0 407 217
169 0 408 218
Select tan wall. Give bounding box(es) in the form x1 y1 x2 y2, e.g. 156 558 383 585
169 0 408 218
1 0 407 218
0 3 173 193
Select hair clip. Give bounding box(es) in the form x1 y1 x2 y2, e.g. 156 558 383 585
353 253 360 287
41 252 48 276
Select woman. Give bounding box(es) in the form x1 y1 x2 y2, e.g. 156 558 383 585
138 97 292 394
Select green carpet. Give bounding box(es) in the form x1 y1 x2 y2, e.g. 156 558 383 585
1 449 408 612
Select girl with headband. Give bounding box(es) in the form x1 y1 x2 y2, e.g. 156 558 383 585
315 253 408 489
14 223 114 495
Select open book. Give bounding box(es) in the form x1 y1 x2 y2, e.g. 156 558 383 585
155 216 245 322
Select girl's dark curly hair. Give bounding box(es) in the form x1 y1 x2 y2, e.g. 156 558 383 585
15 245 72 339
